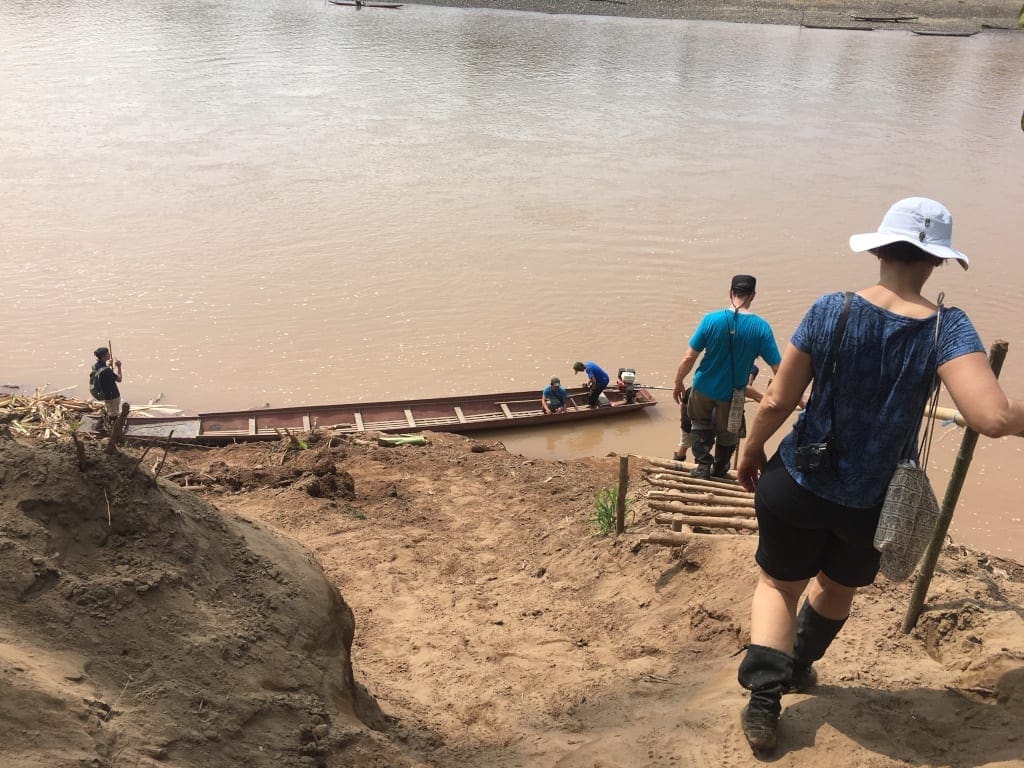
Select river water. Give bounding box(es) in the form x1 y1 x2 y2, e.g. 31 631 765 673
2 1 1022 557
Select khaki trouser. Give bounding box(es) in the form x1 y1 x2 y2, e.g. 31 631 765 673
104 397 122 416
686 388 738 449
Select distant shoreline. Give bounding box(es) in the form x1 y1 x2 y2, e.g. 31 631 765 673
403 0 1022 31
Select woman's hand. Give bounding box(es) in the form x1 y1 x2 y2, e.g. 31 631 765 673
737 443 767 493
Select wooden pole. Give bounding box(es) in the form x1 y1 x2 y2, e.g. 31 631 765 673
651 501 756 518
901 340 1008 633
652 509 759 530
638 454 738 480
105 402 131 454
646 475 753 499
639 530 740 547
647 490 755 508
642 465 741 487
930 404 1024 439
615 455 628 535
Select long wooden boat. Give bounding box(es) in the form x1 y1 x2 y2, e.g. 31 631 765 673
117 386 656 444
328 1 403 8
801 24 874 31
911 29 979 37
850 14 918 22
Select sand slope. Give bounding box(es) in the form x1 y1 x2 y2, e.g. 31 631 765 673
2 429 1023 766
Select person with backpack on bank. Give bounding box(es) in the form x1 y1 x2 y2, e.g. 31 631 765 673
90 347 123 416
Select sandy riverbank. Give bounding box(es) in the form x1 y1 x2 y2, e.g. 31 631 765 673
3 428 1024 767
406 0 1022 31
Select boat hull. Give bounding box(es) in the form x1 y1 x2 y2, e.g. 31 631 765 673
118 387 656 444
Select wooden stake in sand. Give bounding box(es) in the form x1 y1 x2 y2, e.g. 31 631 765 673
615 455 628 535
105 402 131 454
902 340 1008 633
152 430 175 484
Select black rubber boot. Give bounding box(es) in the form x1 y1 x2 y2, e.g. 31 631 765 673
738 644 794 754
787 601 847 693
711 444 736 478
690 429 714 478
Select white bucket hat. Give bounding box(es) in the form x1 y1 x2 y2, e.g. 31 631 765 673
849 197 969 270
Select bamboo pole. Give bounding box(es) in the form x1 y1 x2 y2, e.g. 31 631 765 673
615 455 628 535
651 514 757 532
647 490 755 508
642 465 741 488
639 530 742 547
902 340 1008 633
930 405 1024 439
652 501 756 518
646 475 753 499
637 454 738 480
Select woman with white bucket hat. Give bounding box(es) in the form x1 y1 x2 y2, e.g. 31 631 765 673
733 197 1024 754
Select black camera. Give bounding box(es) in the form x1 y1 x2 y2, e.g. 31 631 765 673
794 439 836 473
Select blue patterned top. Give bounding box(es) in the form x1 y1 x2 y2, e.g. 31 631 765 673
778 292 985 508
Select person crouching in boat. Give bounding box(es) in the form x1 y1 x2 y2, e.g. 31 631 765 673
541 376 568 415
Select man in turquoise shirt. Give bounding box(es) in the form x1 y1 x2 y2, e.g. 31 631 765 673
541 376 569 414
672 275 782 478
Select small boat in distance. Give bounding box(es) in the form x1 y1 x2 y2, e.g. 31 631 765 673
911 30 980 37
115 386 657 444
850 14 918 22
801 24 874 31
328 0 403 7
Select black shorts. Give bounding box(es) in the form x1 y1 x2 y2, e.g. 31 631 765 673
754 453 882 588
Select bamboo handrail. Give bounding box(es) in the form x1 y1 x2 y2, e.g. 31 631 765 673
929 404 1024 438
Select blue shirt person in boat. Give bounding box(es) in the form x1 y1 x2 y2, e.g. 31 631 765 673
672 275 782 479
541 376 569 415
91 346 123 416
573 361 610 409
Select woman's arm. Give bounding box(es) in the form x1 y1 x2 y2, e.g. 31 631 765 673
939 352 1024 437
737 346 813 491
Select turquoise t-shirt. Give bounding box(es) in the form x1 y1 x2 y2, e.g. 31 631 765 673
779 292 985 508
690 310 781 401
543 385 568 409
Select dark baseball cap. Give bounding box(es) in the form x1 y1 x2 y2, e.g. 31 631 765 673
730 275 756 294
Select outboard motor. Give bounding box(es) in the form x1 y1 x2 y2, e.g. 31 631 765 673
617 368 638 404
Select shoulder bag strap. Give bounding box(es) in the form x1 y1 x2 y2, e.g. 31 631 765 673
797 291 853 446
914 294 945 468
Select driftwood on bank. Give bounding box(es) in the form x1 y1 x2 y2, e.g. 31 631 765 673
650 500 756 518
105 403 131 454
653 510 759 530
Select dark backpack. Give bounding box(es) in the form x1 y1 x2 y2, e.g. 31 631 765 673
89 366 106 401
